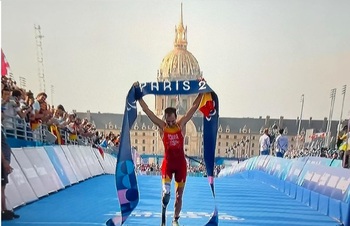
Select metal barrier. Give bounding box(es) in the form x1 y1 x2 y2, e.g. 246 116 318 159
2 115 92 146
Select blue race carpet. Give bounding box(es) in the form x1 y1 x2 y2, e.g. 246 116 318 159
2 174 340 226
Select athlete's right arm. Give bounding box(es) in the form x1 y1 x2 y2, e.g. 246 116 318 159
138 98 164 128
134 82 165 128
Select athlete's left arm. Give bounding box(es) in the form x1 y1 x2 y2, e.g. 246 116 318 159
178 93 203 128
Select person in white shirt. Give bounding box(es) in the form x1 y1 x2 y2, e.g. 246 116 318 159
259 128 271 155
275 128 288 158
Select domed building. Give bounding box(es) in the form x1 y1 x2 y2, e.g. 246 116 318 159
155 5 202 116
158 9 201 79
76 5 340 164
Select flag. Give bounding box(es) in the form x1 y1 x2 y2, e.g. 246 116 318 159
30 120 41 130
1 49 10 77
97 146 105 159
199 92 214 117
50 125 62 144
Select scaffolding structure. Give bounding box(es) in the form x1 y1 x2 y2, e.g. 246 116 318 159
34 24 46 92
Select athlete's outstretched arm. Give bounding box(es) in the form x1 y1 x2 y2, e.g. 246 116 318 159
138 98 165 128
179 93 203 127
134 82 165 128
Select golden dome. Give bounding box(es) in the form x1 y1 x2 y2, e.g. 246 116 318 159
158 4 201 80
160 49 200 79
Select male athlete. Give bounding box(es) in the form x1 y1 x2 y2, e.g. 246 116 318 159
134 82 203 226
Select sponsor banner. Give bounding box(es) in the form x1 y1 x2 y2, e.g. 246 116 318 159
299 163 350 202
44 146 71 187
266 157 293 180
306 157 342 168
250 156 269 171
285 159 307 183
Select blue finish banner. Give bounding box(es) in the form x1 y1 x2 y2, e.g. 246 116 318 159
107 80 219 225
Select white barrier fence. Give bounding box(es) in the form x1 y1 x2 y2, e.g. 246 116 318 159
6 145 116 210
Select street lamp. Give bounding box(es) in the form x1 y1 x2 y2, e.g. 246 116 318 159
336 85 347 149
296 94 305 151
325 88 337 148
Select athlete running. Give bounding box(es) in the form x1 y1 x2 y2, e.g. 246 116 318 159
134 82 203 226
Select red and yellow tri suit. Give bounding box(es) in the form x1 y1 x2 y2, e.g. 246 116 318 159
161 124 187 188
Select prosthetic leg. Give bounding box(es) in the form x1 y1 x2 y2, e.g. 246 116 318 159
161 193 170 226
161 182 171 226
172 216 180 226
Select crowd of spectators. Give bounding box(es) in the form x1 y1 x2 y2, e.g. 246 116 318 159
1 75 118 147
135 161 223 177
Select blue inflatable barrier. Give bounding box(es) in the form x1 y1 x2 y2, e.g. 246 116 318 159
219 156 349 226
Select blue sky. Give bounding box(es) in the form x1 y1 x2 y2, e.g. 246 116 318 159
1 0 350 120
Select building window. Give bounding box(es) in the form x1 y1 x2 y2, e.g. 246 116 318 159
217 149 220 154
142 146 146 152
252 136 255 140
226 142 229 146
142 132 146 136
185 136 189 145
219 135 221 139
135 132 138 136
152 140 155 144
142 140 145 144
234 135 237 139
252 143 255 147
135 139 138 144
226 135 230 139
218 142 221 146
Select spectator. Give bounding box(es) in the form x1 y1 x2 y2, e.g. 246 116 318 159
338 125 348 162
275 128 288 158
1 130 20 220
259 128 271 155
31 92 48 130
338 125 349 168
